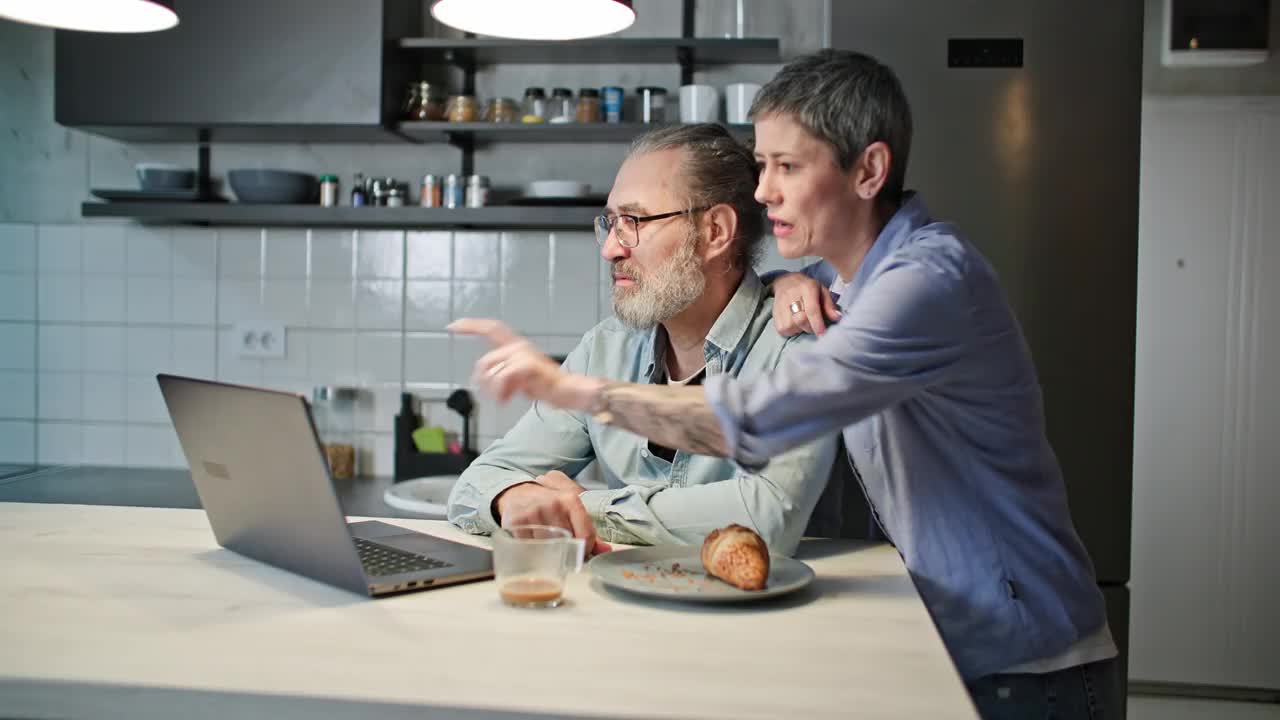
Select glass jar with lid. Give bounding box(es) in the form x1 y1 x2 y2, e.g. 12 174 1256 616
312 386 358 480
484 97 519 123
405 81 445 121
521 87 547 123
445 95 479 123
575 88 602 123
548 88 574 124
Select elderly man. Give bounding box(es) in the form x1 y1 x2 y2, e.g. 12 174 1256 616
446 123 837 557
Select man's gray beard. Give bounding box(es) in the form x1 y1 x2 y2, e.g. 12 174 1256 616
611 231 706 330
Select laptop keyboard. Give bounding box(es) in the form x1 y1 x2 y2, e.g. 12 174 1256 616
354 537 453 577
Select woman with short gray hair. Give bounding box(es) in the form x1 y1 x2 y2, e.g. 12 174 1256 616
453 50 1120 719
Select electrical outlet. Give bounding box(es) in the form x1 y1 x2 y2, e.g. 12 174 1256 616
235 322 287 359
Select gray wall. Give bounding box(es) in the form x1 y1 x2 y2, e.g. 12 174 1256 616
1143 0 1280 95
0 2 825 470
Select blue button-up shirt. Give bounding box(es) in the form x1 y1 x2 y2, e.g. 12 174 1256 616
448 270 839 556
707 193 1107 679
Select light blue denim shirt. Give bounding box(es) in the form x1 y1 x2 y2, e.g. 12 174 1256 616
447 270 838 555
707 193 1108 679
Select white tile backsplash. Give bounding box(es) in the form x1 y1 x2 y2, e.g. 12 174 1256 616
261 278 308 326
454 232 500 280
125 225 173 276
80 274 127 323
309 229 355 279
81 326 127 373
171 277 216 325
0 420 36 463
262 328 308 380
38 372 81 420
81 225 127 275
38 421 82 465
452 281 501 322
216 328 264 385
126 376 170 424
355 332 402 384
217 228 263 278
37 225 81 274
81 374 127 422
0 371 36 418
82 423 127 465
0 324 36 370
38 274 82 322
126 327 173 376
126 275 173 324
39 325 81 372
356 280 403 330
356 230 404 279
308 279 355 328
263 229 309 278
171 328 217 378
307 331 357 380
405 280 450 331
0 224 37 274
405 333 451 385
171 228 218 279
406 231 451 279
0 275 36 321
218 279 262 325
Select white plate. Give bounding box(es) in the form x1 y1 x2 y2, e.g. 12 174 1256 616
525 180 590 198
587 545 814 603
381 475 460 519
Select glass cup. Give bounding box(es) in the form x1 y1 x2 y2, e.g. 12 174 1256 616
493 525 585 608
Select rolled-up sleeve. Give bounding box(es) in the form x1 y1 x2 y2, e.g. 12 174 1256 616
446 342 597 535
706 259 973 470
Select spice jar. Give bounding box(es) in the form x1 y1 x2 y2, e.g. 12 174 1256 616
405 81 445 121
484 97 519 123
312 386 358 480
521 87 547 123
445 95 479 122
575 88 602 123
465 175 490 207
636 86 668 124
548 87 574 124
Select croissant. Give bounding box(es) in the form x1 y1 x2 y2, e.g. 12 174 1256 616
700 524 770 591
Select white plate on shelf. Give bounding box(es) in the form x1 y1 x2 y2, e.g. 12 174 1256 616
525 180 591 198
381 475 461 519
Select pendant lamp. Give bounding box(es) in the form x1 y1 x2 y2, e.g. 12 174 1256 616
430 0 635 41
0 0 178 33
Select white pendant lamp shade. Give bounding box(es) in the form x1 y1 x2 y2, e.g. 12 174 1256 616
430 0 635 41
0 0 178 33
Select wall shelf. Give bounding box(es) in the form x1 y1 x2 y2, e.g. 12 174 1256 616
81 202 599 230
397 37 780 66
398 121 753 144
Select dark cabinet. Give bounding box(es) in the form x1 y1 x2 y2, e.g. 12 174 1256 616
55 0 420 142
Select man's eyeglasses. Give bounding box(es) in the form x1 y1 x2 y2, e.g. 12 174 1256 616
593 207 710 248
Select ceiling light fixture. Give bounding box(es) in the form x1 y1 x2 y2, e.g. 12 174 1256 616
0 0 178 34
430 0 635 41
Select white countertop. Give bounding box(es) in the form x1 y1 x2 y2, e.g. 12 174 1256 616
0 502 978 719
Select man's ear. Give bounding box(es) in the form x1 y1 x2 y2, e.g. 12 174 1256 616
701 204 739 265
851 141 891 201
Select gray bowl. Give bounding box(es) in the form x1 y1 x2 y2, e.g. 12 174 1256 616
136 163 195 191
227 169 318 204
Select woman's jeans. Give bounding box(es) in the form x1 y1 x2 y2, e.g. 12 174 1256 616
967 658 1124 720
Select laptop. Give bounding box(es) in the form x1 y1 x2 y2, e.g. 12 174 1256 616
157 374 494 597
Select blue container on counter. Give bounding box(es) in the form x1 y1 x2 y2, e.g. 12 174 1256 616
602 86 624 123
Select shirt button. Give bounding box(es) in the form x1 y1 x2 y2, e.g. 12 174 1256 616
640 448 649 458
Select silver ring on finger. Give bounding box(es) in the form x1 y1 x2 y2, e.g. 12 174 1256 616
486 360 508 378
789 300 804 315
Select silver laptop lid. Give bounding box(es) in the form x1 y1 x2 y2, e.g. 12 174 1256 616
157 374 369 596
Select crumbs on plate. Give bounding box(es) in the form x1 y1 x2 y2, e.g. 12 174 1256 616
621 561 720 592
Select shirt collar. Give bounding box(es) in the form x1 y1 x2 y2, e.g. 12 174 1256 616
843 191 932 304
640 269 766 379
